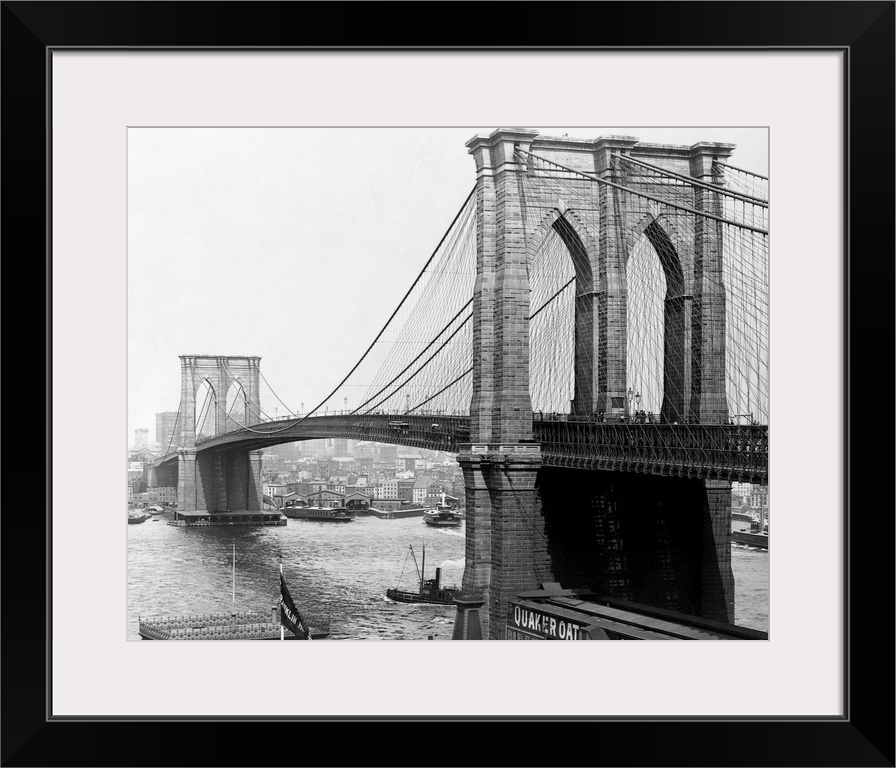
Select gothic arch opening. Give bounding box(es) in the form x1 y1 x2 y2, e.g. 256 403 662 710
528 211 596 415
195 378 217 441
627 218 688 423
224 379 248 432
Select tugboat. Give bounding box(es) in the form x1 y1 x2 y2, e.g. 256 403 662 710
731 508 769 550
386 543 459 605
422 494 462 527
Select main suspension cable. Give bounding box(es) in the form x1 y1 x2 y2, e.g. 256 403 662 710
516 148 768 236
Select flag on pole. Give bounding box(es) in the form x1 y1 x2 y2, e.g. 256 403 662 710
280 572 311 640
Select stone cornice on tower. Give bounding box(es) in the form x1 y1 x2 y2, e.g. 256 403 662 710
466 128 738 180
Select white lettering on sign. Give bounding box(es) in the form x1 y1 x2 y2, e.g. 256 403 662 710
280 597 300 627
511 605 582 640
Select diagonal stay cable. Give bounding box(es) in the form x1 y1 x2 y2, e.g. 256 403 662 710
406 368 474 414
713 160 768 182
258 366 295 417
162 399 182 456
390 271 577 414
221 358 273 421
530 277 575 321
195 385 214 439
218 185 477 435
290 186 476 424
402 275 579 415
517 149 768 236
351 299 473 415
616 154 768 207
360 314 473 414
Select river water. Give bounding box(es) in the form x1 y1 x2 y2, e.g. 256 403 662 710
128 514 769 640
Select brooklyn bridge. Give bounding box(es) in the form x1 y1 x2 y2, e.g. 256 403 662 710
151 129 769 639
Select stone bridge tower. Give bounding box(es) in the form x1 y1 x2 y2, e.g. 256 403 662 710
456 130 736 639
175 355 265 515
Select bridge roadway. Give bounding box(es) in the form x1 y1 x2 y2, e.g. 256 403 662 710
156 413 767 484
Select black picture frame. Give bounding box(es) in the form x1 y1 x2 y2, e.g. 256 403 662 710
3 2 893 766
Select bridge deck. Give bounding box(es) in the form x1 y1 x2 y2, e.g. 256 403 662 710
156 414 767 484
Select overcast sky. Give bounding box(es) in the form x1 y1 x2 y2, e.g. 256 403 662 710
128 126 768 443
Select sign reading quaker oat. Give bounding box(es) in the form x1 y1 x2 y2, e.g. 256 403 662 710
507 602 591 640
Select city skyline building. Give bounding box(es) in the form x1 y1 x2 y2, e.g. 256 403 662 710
155 411 178 452
133 428 148 450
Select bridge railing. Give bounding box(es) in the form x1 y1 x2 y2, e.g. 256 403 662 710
194 411 473 453
248 408 471 423
187 411 767 483
532 412 765 426
313 413 472 452
533 418 768 484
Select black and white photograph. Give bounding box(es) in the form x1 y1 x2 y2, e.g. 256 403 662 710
126 126 770 643
13 12 887 753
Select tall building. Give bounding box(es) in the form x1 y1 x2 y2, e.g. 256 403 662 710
397 479 414 502
134 428 149 450
749 485 769 511
156 411 178 451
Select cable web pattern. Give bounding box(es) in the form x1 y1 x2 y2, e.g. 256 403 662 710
178 192 478 445
613 154 768 424
304 189 477 419
518 148 768 425
712 160 769 424
166 192 478 447
528 228 575 413
518 156 596 414
192 146 767 449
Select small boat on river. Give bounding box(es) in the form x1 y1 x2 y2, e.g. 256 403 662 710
422 495 462 527
731 530 768 549
731 510 769 550
386 543 459 605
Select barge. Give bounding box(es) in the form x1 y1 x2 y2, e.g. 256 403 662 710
138 545 329 640
282 506 352 523
138 609 330 640
369 507 428 519
731 530 769 549
167 510 287 527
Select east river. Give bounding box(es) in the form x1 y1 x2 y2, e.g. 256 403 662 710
128 514 769 640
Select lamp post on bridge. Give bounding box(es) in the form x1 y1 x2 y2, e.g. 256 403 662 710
626 388 642 422
344 396 347 415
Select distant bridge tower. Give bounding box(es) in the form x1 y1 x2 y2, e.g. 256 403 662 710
456 129 737 639
175 355 265 514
